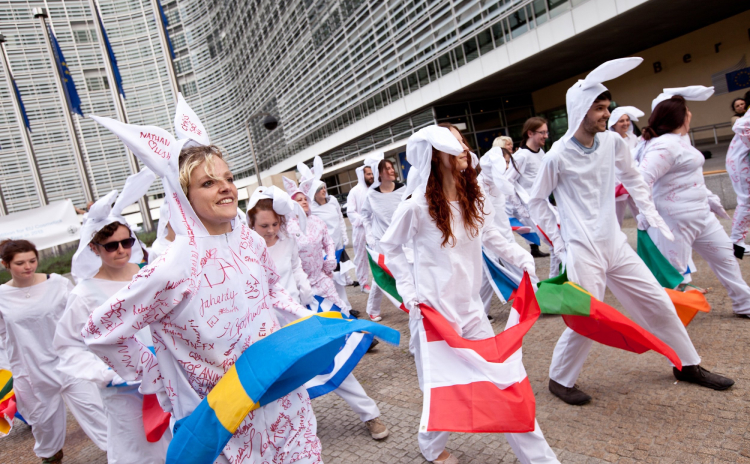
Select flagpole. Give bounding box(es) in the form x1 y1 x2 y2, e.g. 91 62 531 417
33 8 93 205
0 32 47 207
88 0 154 232
150 0 179 102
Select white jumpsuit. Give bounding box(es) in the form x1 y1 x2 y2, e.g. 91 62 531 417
727 111 750 245
614 132 641 227
54 277 171 463
360 183 407 318
346 181 371 288
82 225 323 464
529 131 702 388
269 231 381 424
0 274 107 458
639 133 750 315
380 192 557 464
311 195 352 309
505 147 562 278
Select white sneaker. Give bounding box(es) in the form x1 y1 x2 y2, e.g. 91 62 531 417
361 284 372 294
369 314 382 322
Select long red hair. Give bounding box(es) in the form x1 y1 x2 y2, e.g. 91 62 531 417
426 123 485 247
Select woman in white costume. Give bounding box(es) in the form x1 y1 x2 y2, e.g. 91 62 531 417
726 110 750 254
361 157 407 322
285 177 353 314
609 106 644 227
0 239 107 463
54 168 171 464
504 118 562 277
299 157 355 313
638 87 750 318
85 97 323 463
380 123 556 464
248 186 391 441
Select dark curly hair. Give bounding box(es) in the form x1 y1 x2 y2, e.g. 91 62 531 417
425 123 485 247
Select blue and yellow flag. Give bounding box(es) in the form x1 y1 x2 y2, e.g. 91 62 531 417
95 7 125 98
166 312 399 464
49 27 83 116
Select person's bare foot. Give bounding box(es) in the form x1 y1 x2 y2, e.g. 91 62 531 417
433 450 458 463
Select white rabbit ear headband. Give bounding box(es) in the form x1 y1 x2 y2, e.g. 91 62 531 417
479 147 514 196
247 186 307 234
608 106 645 132
402 125 464 200
364 153 385 189
71 168 156 283
563 57 643 142
297 155 325 201
651 85 714 111
174 92 210 148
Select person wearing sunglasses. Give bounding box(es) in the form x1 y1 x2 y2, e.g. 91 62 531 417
55 169 171 463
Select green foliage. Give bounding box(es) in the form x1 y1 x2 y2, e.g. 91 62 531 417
137 230 158 247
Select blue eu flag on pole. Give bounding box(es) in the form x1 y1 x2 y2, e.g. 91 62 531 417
49 27 83 116
96 8 125 98
13 80 31 131
157 0 175 59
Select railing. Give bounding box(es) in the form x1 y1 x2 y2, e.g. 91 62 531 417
689 122 734 146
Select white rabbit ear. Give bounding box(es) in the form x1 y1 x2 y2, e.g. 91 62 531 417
87 190 119 223
313 156 324 181
174 93 210 145
297 161 314 181
582 57 643 89
111 168 156 217
282 176 298 196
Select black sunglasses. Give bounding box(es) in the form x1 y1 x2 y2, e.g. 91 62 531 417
95 237 136 252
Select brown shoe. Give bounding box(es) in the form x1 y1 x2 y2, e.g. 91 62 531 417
41 450 63 464
549 379 591 405
673 365 734 390
365 417 389 440
433 453 459 464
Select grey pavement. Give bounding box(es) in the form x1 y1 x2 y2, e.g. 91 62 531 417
4 216 750 463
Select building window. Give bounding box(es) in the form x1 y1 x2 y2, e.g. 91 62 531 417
85 75 110 91
180 80 198 97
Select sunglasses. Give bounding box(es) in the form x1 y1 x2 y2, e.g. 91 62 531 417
95 237 136 252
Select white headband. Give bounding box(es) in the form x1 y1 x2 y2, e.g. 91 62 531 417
402 125 464 200
608 106 644 131
297 156 325 201
563 57 643 142
651 85 714 111
364 153 385 189
247 186 307 233
71 168 155 282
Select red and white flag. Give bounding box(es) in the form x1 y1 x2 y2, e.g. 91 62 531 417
418 272 539 434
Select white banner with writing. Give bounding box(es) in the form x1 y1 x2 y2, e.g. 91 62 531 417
0 200 81 250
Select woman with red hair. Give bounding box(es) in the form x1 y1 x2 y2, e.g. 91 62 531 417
380 124 556 464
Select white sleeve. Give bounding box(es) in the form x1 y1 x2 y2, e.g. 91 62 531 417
360 194 375 244
631 138 674 222
54 291 116 387
529 154 563 249
346 191 362 228
379 200 420 305
505 152 527 185
481 199 535 272
291 238 314 306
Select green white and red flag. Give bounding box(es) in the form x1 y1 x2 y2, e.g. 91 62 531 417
366 248 407 312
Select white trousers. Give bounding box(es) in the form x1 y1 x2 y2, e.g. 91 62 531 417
615 196 640 229
366 280 384 317
333 373 380 422
411 311 557 463
17 377 107 458
549 239 702 388
351 226 371 286
100 384 171 464
652 214 750 315
728 146 750 244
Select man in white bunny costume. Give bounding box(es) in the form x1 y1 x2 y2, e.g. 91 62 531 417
529 58 734 406
346 163 376 293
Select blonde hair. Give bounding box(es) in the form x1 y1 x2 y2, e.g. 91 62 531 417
178 144 225 196
492 136 513 149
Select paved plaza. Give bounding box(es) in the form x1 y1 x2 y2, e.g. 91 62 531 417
3 217 750 463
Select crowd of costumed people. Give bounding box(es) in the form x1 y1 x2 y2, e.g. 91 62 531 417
1 57 748 464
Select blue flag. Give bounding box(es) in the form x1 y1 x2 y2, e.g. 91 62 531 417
96 9 125 98
157 0 175 59
12 80 31 131
726 67 750 93
49 27 83 116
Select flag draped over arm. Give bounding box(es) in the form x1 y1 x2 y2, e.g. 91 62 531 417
419 273 539 434
166 312 399 464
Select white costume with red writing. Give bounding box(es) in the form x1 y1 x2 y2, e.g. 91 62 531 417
727 111 750 245
86 95 322 464
0 274 107 458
